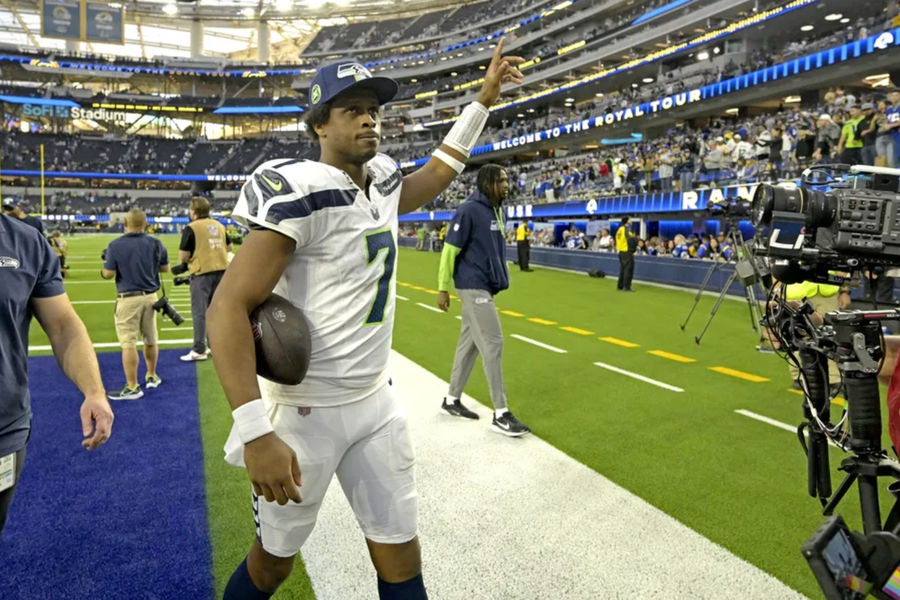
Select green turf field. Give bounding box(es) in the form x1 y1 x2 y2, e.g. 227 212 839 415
32 233 899 598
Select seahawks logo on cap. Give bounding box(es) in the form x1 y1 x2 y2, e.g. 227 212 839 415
0 256 21 268
311 84 322 105
337 63 372 82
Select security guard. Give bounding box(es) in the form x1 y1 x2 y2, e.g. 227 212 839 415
0 211 113 536
436 165 530 436
178 196 231 361
515 221 533 271
616 216 637 291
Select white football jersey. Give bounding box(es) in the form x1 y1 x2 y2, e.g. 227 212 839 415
231 153 403 407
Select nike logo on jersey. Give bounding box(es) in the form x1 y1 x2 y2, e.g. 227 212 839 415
254 169 293 203
261 174 283 191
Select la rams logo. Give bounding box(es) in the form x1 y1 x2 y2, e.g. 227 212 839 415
875 32 896 51
311 84 322 105
337 63 372 82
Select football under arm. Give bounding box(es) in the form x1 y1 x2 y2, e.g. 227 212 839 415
207 228 296 413
437 242 461 292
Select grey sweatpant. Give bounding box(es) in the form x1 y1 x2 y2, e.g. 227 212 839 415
448 288 507 410
190 271 224 354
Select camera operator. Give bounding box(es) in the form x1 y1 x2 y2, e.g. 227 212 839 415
101 208 169 400
177 196 231 362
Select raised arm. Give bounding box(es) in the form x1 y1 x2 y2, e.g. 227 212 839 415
398 37 525 215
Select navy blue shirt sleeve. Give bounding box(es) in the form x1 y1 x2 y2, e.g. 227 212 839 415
31 236 64 298
103 242 117 272
158 239 169 268
445 207 472 248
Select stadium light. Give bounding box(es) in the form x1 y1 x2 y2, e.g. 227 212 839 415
800 25 814 32
162 3 177 15
275 0 293 11
697 51 709 60
840 17 850 23
824 13 842 21
642 77 654 83
241 7 255 16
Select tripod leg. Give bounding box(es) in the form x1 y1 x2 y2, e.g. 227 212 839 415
823 472 858 516
859 474 882 534
694 268 739 345
680 260 721 331
743 282 760 332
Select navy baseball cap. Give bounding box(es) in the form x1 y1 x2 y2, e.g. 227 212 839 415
1 197 20 209
308 62 398 108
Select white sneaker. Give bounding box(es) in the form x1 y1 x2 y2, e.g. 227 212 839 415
180 350 209 362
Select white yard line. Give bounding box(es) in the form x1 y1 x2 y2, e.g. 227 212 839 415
416 302 443 313
510 333 567 354
593 360 684 392
29 338 193 351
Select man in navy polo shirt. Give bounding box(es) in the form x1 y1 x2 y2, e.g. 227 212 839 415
436 164 531 437
102 208 170 400
0 212 113 537
2 197 44 233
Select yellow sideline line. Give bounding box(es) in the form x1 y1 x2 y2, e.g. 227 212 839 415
648 350 696 363
709 366 769 382
599 336 639 348
528 317 557 325
560 326 594 336
500 310 525 317
788 388 845 407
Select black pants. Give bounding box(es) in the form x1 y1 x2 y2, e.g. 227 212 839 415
0 446 27 539
617 252 634 290
517 240 530 270
190 271 225 354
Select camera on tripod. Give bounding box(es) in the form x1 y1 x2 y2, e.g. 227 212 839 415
753 164 900 599
751 164 900 285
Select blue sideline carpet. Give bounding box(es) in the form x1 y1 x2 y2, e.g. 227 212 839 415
0 350 214 600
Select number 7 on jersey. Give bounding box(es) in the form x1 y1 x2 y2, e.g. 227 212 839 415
364 229 396 325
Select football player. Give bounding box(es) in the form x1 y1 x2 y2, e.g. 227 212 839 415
208 40 524 600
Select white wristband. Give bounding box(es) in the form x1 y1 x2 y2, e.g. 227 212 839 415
443 101 489 157
432 148 465 174
232 399 274 444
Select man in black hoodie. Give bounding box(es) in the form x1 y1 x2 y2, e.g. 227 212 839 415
436 165 531 437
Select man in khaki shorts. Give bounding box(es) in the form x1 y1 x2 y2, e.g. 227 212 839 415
102 209 170 400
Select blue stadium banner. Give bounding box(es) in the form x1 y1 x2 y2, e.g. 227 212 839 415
85 2 124 44
397 185 759 223
40 0 82 40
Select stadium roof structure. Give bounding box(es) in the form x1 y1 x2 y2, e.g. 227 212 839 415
0 0 485 62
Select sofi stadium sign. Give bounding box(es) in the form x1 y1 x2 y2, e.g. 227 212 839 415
22 104 130 123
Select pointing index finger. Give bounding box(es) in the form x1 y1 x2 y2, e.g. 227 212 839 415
489 37 506 69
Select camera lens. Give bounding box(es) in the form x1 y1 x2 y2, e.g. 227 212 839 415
751 184 836 229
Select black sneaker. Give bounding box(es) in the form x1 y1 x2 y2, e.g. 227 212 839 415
108 385 143 401
441 398 479 420
491 411 530 437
